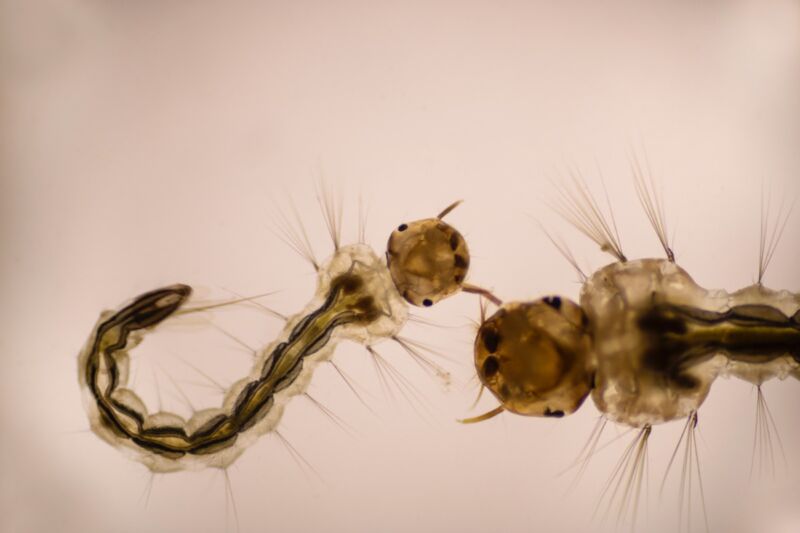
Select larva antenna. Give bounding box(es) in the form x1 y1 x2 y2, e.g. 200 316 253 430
758 184 796 284
630 149 675 262
462 283 503 306
548 168 627 263
468 382 485 410
457 405 504 424
437 199 463 219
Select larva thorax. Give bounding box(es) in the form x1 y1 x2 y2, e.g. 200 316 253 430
584 258 800 427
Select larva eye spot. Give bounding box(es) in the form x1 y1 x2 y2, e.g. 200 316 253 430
536 295 589 332
474 300 592 417
482 354 500 379
386 218 470 307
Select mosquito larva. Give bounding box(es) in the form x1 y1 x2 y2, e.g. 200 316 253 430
467 163 799 526
77 199 485 472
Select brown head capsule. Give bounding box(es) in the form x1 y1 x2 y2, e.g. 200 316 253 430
386 201 469 307
475 296 593 417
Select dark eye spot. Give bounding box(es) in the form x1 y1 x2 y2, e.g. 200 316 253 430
482 328 500 353
398 223 408 232
543 296 561 310
449 233 459 250
453 254 468 269
422 298 433 307
543 408 565 418
482 355 500 378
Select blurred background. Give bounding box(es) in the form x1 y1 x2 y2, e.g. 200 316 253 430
2 1 799 532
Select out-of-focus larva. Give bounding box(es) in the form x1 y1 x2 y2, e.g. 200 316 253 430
77 198 487 472
466 158 799 527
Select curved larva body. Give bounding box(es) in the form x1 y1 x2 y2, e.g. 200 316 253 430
77 244 408 472
583 258 800 427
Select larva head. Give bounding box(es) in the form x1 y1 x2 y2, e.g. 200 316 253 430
386 202 469 307
475 297 593 417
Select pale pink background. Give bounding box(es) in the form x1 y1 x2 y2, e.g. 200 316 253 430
2 1 799 532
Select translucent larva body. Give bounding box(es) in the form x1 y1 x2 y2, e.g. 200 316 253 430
584 258 800 427
469 172 799 526
475 237 799 430
77 202 477 472
78 245 407 471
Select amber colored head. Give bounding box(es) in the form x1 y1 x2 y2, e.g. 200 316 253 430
475 297 593 417
386 202 469 307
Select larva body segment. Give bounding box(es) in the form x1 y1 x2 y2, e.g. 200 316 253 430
582 258 800 427
76 198 486 473
78 244 409 472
